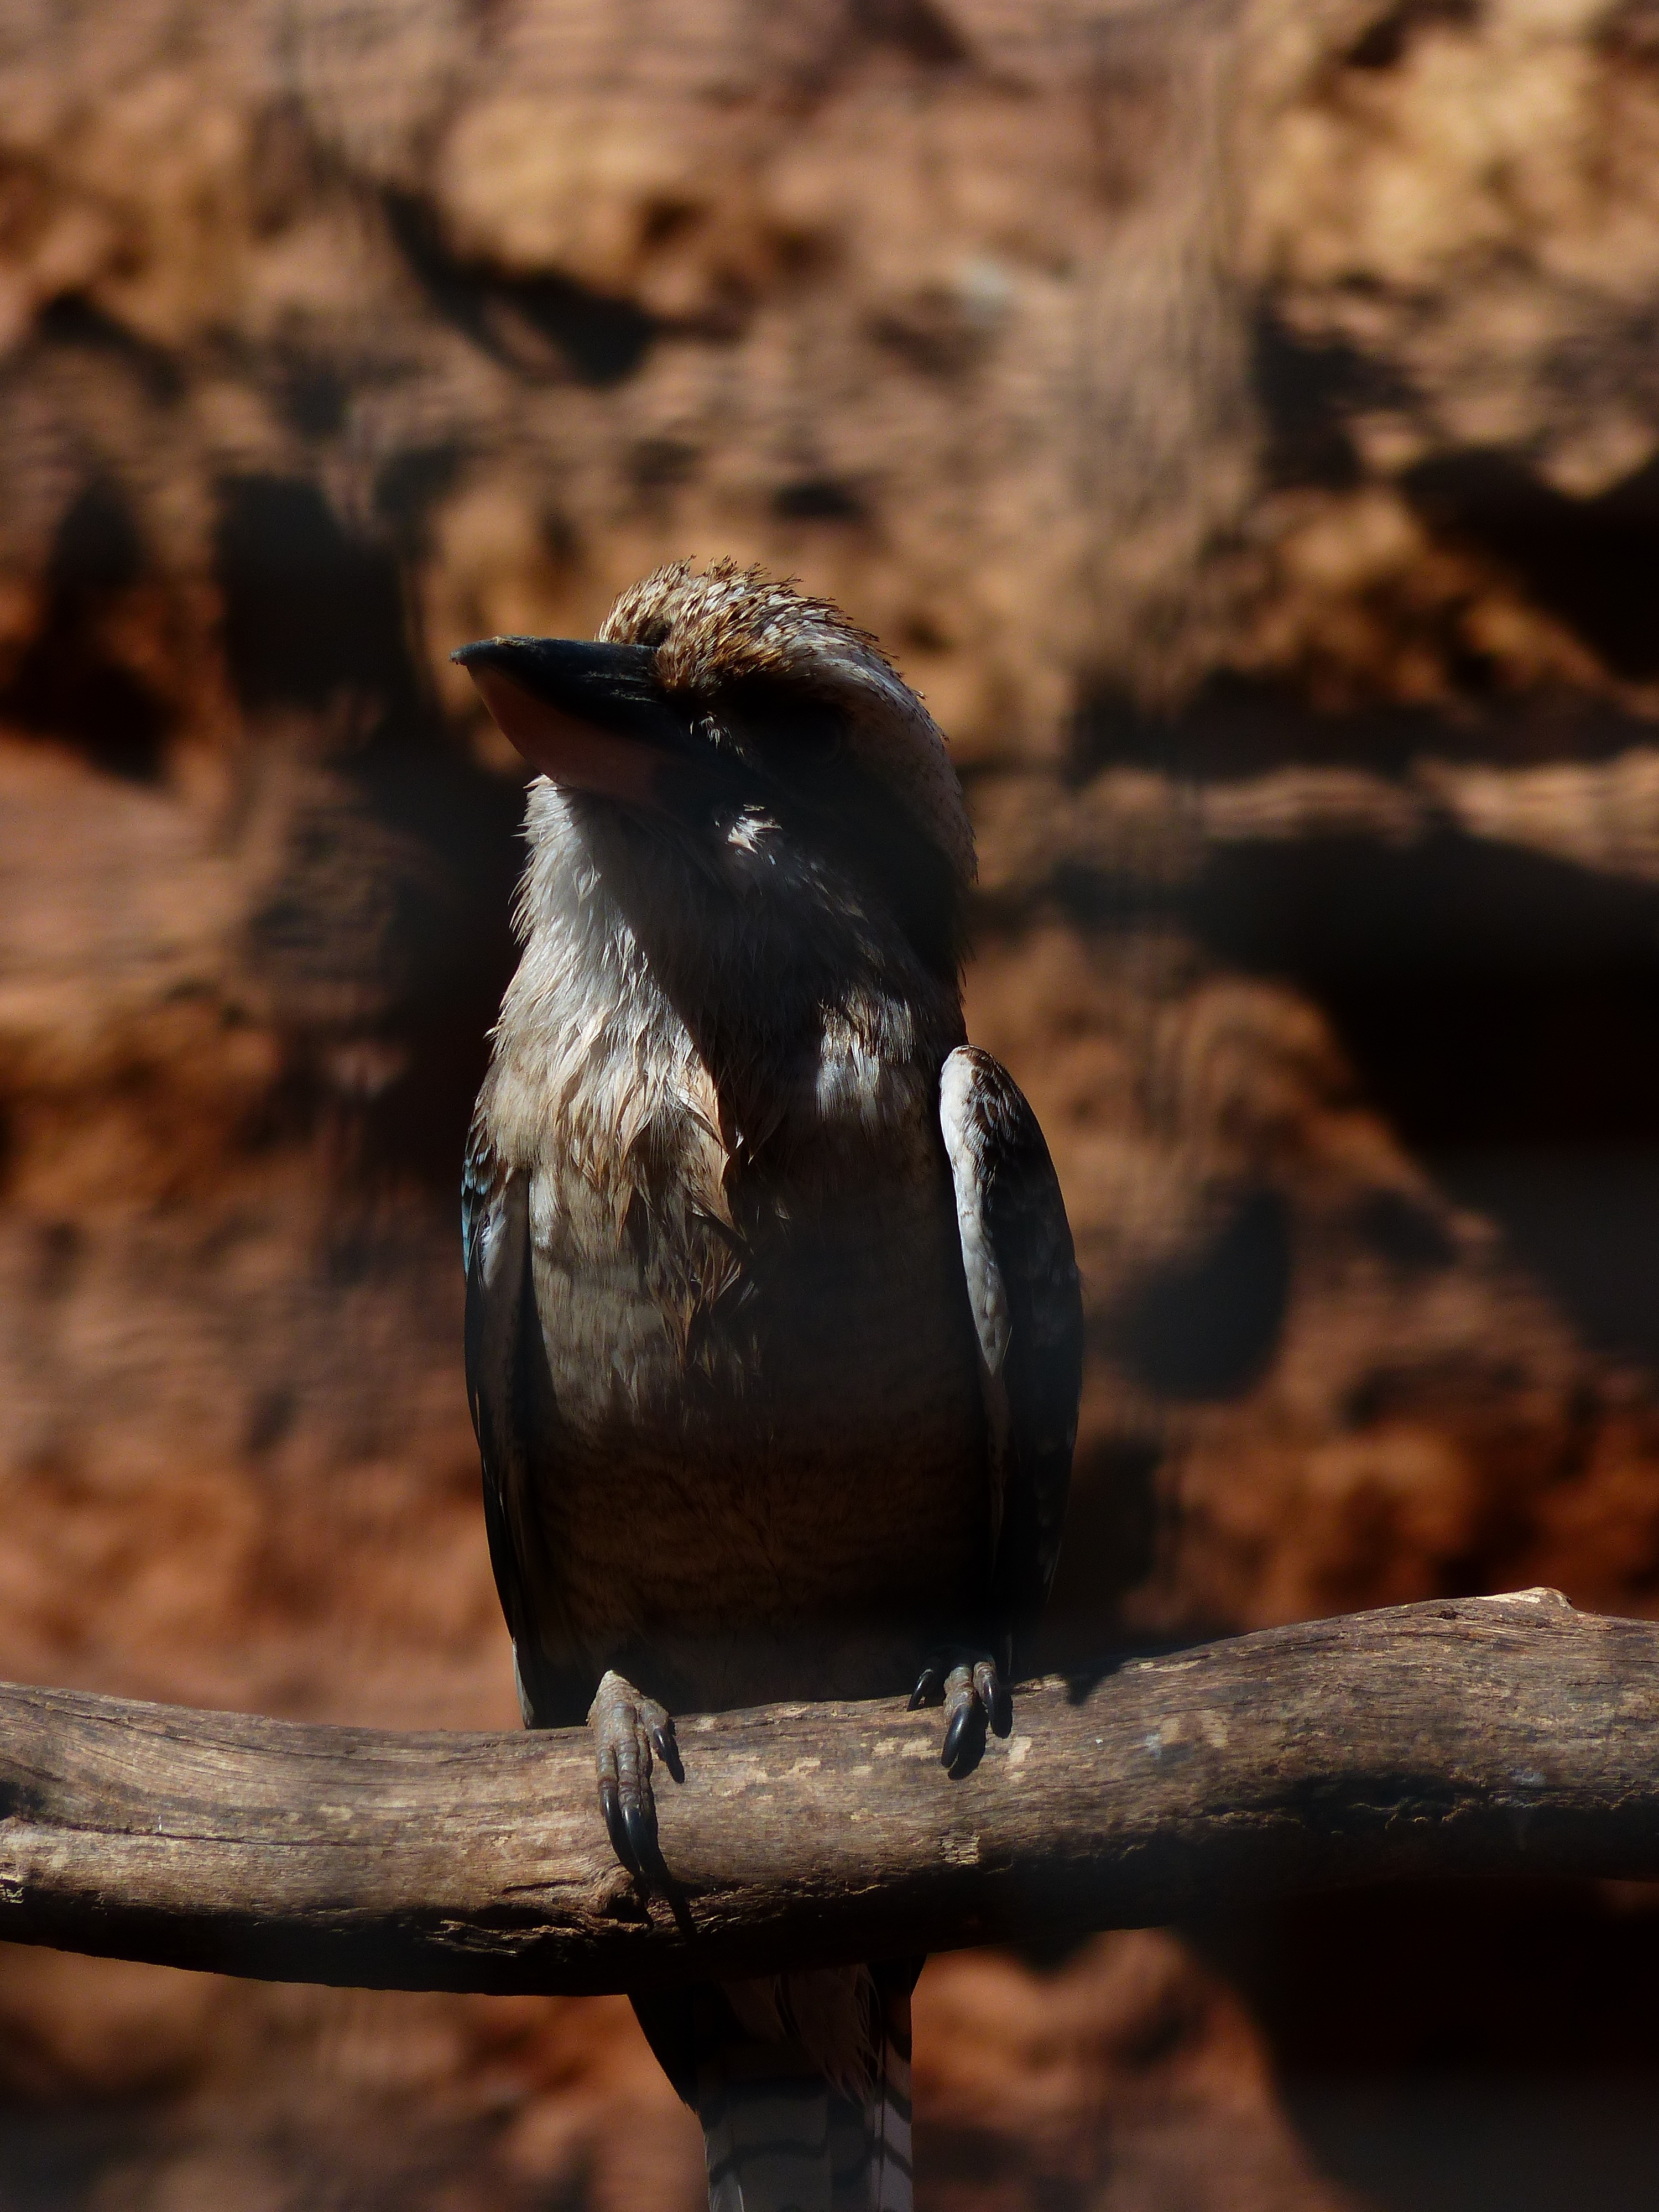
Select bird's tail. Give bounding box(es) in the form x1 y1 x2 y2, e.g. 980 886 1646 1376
635 1964 916 2212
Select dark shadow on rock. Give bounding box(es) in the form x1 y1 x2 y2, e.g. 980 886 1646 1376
30 291 185 405
1404 445 1659 684
216 473 525 1191
216 473 420 719
1071 670 1659 781
1028 1425 1175 1686
1253 312 1411 493
1222 836 1659 1368
0 2104 147 2212
1115 1186 1292 1402
0 479 171 780
771 476 868 522
384 190 658 387
1099 816 1659 1373
1193 1880 1659 2212
1342 0 1477 73
1250 311 1659 700
851 0 972 69
238 750 526 1196
1056 687 1659 1369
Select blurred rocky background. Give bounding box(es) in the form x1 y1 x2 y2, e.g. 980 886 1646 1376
4 0 1659 2204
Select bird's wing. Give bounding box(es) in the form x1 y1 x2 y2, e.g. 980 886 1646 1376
939 1046 1083 1656
462 1111 585 1727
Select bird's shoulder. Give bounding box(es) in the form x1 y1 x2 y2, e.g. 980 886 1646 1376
938 1046 1077 1292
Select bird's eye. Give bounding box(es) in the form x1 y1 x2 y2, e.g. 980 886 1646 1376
712 678 847 770
787 701 846 763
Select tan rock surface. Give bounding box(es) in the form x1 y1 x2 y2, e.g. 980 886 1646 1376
4 0 1659 2205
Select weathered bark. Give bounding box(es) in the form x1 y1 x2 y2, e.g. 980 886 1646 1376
1 1590 1655 1996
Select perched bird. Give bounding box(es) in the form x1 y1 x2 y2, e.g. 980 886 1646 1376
456 561 1082 2212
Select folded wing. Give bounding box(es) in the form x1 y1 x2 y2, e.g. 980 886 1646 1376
939 1046 1083 1660
462 1115 585 1728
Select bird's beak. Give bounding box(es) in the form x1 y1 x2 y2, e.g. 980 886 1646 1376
451 636 690 806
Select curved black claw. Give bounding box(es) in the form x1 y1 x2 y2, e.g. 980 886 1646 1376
587 1670 681 1885
909 1648 1010 1776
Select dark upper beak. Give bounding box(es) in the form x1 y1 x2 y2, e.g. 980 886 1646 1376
452 635 691 803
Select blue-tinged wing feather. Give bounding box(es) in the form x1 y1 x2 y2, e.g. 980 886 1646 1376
939 1046 1083 1655
462 1110 586 1727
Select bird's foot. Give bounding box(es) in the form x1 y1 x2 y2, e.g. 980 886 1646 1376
907 1648 1010 1775
587 1670 683 1885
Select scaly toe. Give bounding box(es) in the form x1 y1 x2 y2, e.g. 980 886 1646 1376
940 1663 981 1771
928 1650 1009 1773
597 1771 629 1865
587 1671 680 1884
973 1656 1010 1739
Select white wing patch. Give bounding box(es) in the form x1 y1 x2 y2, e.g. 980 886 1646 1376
940 1047 1010 1378
937 1041 1083 1637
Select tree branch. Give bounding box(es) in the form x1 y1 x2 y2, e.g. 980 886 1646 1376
1 1591 1656 1995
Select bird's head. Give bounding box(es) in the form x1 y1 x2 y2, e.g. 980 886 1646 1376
453 560 974 982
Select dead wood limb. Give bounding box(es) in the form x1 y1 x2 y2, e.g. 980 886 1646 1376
1 1590 1656 1995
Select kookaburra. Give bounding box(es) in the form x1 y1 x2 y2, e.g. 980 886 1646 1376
456 561 1082 2212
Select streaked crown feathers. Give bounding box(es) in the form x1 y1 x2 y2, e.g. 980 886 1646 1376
599 558 977 885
